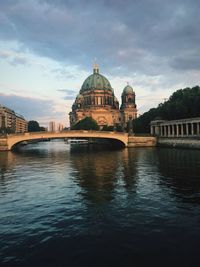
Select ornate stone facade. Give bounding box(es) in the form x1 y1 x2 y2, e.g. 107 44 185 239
69 65 137 130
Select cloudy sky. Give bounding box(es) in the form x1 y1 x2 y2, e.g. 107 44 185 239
0 0 200 127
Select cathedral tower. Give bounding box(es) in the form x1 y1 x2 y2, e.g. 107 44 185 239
120 84 137 129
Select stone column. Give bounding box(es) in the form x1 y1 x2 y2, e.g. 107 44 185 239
197 123 200 135
186 123 189 136
181 124 184 136
168 125 171 136
172 125 174 137
176 124 179 137
191 123 194 135
150 125 154 135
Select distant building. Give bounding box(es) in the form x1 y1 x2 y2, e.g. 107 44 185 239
57 123 64 131
15 114 28 133
69 64 137 130
49 121 56 132
0 105 16 132
0 105 27 134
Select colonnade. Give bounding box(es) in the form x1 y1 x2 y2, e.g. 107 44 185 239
150 118 200 137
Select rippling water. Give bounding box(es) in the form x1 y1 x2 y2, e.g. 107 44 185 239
0 141 200 266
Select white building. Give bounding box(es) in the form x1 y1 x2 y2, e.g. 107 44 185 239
49 121 56 132
57 123 64 131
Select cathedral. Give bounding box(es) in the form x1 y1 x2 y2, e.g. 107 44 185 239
69 64 137 130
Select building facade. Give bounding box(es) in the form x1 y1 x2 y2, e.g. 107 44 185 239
0 105 16 132
0 105 28 134
15 114 28 133
69 65 137 129
57 123 64 131
49 121 56 132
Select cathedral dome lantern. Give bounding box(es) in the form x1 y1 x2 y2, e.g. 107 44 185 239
80 64 113 93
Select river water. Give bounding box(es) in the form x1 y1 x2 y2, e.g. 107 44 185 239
0 141 200 266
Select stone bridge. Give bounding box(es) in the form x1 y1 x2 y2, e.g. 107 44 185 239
0 130 129 151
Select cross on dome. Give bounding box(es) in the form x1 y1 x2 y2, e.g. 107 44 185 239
93 59 99 74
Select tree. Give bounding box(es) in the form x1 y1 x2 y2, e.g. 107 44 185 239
28 120 41 132
71 117 99 130
133 86 200 133
39 126 46 131
101 125 114 131
101 124 123 132
0 127 15 134
116 124 123 132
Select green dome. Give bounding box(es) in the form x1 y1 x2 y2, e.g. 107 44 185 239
123 85 134 94
80 66 113 93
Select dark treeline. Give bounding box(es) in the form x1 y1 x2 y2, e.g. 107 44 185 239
133 86 200 133
71 117 99 130
28 120 46 132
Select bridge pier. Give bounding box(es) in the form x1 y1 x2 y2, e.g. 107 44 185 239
0 138 9 151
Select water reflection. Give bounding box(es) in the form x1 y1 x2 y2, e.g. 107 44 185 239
0 152 18 193
1 144 200 206
0 152 15 176
156 148 200 203
69 145 140 204
0 142 200 266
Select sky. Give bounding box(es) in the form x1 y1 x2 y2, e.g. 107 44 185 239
0 0 200 127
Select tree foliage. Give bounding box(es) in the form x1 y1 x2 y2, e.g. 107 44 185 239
133 86 200 133
101 124 123 132
28 120 45 132
71 117 99 130
0 127 15 134
101 125 114 131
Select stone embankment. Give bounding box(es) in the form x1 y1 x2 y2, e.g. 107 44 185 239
127 136 157 147
157 137 200 149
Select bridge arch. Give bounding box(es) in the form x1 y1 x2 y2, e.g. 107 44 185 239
6 130 129 150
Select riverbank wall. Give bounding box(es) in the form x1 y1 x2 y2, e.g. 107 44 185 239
157 137 200 149
127 136 157 147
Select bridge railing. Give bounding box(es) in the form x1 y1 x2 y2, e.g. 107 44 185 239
6 130 128 137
